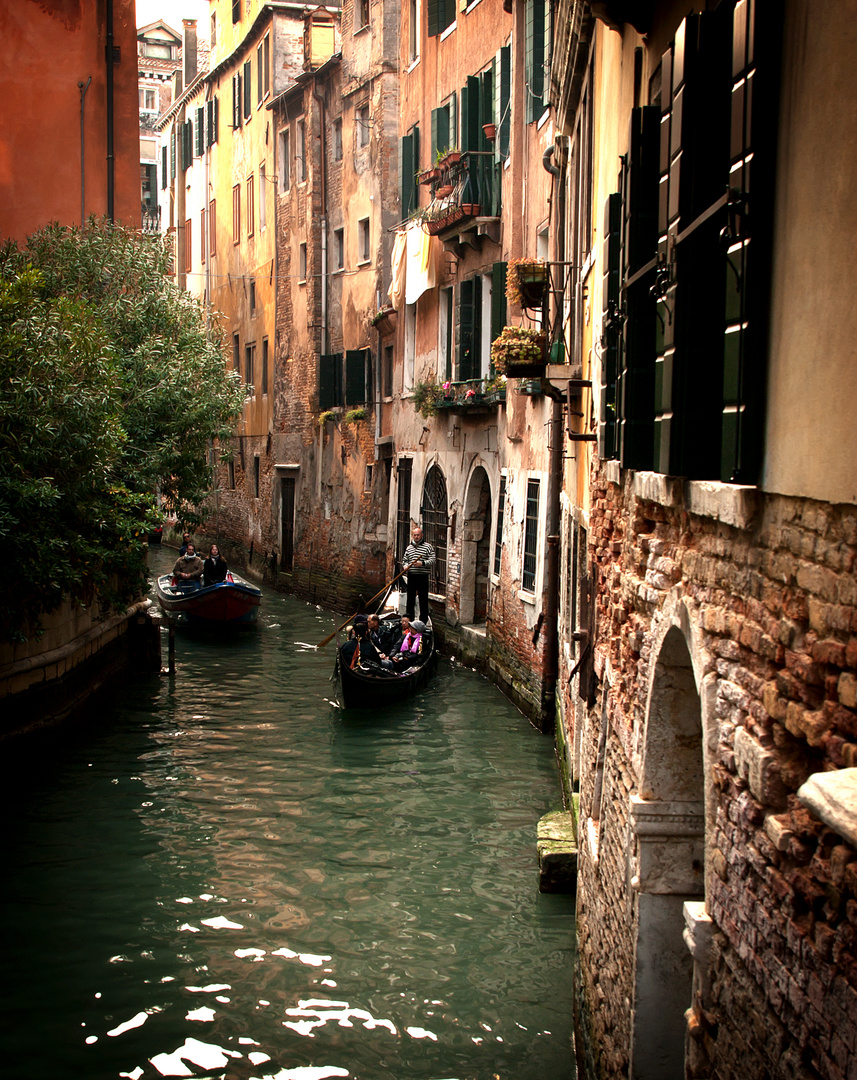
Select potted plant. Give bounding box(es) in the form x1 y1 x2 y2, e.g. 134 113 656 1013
482 122 497 141
490 325 547 373
484 374 507 404
371 306 397 336
318 409 336 426
506 258 550 308
344 407 367 424
418 166 440 185
437 147 461 168
435 183 454 198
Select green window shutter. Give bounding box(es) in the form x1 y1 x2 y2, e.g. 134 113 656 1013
449 94 457 150
170 127 176 179
427 0 440 37
319 353 343 411
526 0 545 123
233 73 242 128
195 106 204 156
490 262 507 354
458 277 481 382
345 350 367 405
243 61 252 119
498 45 511 158
399 131 418 221
161 145 167 189
599 194 621 460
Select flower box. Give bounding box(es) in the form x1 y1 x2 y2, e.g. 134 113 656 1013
490 326 546 375
506 259 550 309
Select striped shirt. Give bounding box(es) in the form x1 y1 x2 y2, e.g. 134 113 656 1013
403 539 435 575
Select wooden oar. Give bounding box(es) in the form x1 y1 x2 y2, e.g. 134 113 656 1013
315 566 410 648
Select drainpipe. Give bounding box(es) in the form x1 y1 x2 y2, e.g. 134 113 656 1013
78 77 91 225
106 0 115 222
312 80 328 356
539 136 568 732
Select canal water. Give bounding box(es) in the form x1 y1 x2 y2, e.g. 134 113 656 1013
0 546 575 1080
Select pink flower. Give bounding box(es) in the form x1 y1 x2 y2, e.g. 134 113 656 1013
465 388 475 398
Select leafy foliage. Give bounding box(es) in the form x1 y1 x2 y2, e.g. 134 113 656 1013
0 220 245 641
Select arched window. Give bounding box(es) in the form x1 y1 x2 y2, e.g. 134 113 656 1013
420 465 448 593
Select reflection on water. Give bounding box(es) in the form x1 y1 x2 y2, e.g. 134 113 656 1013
0 547 575 1080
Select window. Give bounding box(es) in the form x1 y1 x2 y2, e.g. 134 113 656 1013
356 104 370 148
249 278 256 313
421 465 448 593
232 184 240 242
459 70 499 215
253 456 260 499
495 44 511 158
209 199 216 257
183 218 192 273
200 207 206 264
299 242 307 282
243 60 252 120
232 0 241 23
297 119 307 181
139 85 158 112
247 174 255 236
170 127 176 179
206 97 219 146
345 349 371 406
195 106 204 157
261 338 269 395
333 118 343 161
382 344 393 398
522 478 540 592
232 70 242 128
430 97 456 161
259 164 267 229
280 476 295 572
440 286 453 381
404 303 416 391
399 125 419 222
233 333 240 371
409 0 419 63
246 343 255 391
356 0 369 29
358 218 370 264
257 37 270 105
181 119 193 170
364 465 373 492
458 277 481 381
334 227 344 270
428 0 455 36
493 473 506 576
210 12 217 46
279 128 290 192
525 0 550 123
318 352 344 410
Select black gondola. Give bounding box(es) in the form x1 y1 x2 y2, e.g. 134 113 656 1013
334 612 437 709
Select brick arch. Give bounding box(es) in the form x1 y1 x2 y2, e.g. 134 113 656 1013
629 598 715 1080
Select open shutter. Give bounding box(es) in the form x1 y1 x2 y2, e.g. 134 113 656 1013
195 106 204 156
526 0 546 123
399 129 418 221
243 61 252 119
431 107 449 161
490 262 507 350
458 277 481 382
161 145 168 189
170 127 176 179
345 350 367 405
497 45 511 158
427 0 440 37
599 193 621 460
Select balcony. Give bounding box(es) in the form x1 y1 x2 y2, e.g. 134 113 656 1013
419 150 501 250
412 376 506 419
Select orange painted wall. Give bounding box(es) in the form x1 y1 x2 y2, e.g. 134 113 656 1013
0 0 140 244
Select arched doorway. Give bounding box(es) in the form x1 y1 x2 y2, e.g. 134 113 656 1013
420 465 448 596
460 466 492 625
630 624 706 1080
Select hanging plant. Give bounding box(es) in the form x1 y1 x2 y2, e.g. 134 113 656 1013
490 326 546 373
344 407 367 424
411 378 441 418
318 410 336 426
506 258 549 308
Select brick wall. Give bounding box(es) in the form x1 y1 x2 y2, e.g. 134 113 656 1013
569 466 857 1079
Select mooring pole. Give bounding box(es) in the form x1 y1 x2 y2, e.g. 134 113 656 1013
168 617 176 675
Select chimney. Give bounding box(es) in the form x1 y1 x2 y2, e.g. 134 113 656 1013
183 20 198 86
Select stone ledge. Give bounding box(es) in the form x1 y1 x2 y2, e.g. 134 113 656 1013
684 480 758 530
537 810 578 893
797 768 857 849
633 471 683 508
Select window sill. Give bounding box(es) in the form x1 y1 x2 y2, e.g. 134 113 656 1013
465 0 482 10
356 258 371 268
536 107 551 131
628 470 759 530
517 589 536 605
353 22 370 35
440 20 457 41
406 57 420 74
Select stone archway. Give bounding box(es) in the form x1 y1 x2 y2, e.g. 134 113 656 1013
459 465 492 626
630 622 707 1080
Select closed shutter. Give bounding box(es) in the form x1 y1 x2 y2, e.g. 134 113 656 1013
243 61 252 119
719 0 779 483
619 106 659 469
233 73 242 128
497 45 511 158
318 353 343 411
170 127 176 179
345 350 367 405
195 106 204 156
525 0 546 123
206 98 218 146
458 277 481 382
599 193 621 460
431 107 449 162
427 0 441 37
480 65 496 213
161 145 167 189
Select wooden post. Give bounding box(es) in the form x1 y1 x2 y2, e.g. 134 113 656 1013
167 617 176 675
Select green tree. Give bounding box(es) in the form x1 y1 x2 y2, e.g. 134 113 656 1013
0 220 245 642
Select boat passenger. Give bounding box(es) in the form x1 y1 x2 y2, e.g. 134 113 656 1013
179 531 193 556
341 622 394 670
203 544 228 587
173 543 204 589
391 617 424 668
367 613 394 657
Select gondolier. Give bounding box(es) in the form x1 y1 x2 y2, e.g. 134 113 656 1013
402 525 435 622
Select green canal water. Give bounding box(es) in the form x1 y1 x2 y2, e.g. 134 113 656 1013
0 547 575 1080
